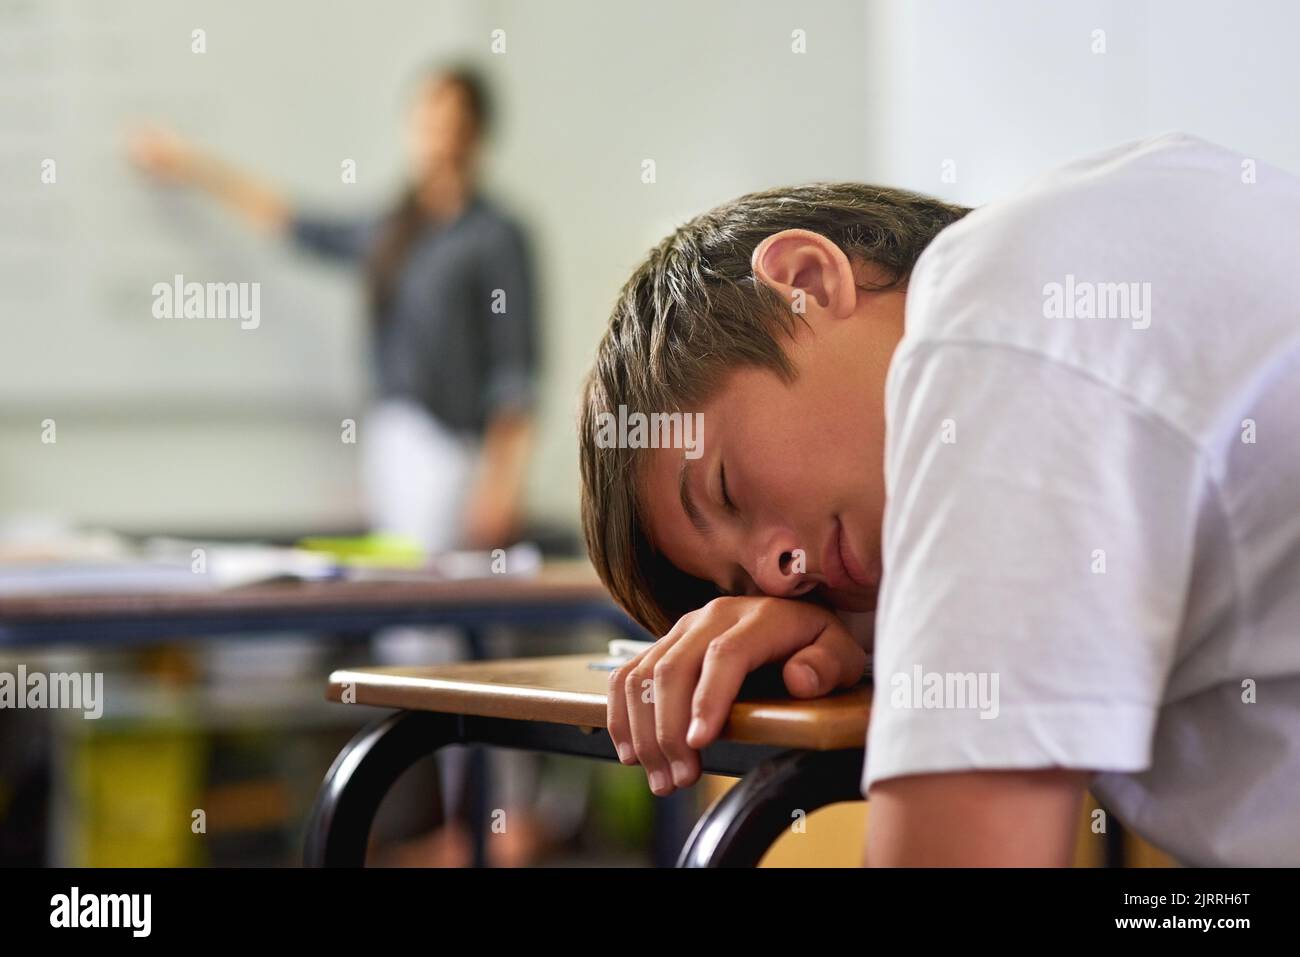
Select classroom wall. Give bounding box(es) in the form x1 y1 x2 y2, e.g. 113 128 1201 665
4 0 1298 540
483 0 874 536
0 0 872 538
0 0 482 535
861 0 1300 205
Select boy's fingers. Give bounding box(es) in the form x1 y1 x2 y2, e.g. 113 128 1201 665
621 627 686 795
606 616 692 770
625 665 673 795
606 664 636 764
652 637 705 789
686 611 855 748
685 629 755 749
782 628 868 698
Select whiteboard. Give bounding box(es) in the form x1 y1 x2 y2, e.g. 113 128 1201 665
0 0 487 410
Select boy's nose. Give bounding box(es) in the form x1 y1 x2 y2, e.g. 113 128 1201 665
752 540 816 598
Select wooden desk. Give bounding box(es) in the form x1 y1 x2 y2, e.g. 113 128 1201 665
326 653 870 751
0 562 642 646
306 653 871 868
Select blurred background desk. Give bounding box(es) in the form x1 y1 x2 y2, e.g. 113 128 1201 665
0 563 646 867
0 562 643 647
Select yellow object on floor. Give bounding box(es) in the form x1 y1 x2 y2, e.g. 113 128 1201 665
67 726 207 867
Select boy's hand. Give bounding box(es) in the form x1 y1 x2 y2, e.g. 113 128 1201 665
607 595 867 795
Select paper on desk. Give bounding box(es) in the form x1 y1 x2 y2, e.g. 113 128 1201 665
587 638 656 671
0 560 214 596
0 537 339 597
143 538 340 588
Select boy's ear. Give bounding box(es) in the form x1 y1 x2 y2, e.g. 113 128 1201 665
750 228 857 320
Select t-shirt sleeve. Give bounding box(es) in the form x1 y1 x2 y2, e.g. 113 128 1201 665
863 339 1207 795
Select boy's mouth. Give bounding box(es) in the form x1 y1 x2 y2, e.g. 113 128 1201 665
822 516 874 593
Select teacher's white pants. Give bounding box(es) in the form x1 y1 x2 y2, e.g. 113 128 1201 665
361 397 479 554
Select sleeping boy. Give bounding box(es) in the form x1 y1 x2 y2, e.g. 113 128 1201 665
578 132 1300 865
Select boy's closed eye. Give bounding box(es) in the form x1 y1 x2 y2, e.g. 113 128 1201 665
719 461 738 514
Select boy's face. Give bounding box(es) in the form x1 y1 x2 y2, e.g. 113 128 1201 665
637 230 907 615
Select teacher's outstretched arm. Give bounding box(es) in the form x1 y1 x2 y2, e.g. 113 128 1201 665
126 125 290 235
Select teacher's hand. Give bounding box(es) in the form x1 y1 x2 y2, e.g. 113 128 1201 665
125 126 202 184
461 478 521 550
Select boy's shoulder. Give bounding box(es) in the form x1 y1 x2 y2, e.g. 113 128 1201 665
894 133 1300 446
924 131 1255 259
906 132 1261 332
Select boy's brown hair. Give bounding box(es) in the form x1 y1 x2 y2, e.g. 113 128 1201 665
580 183 971 635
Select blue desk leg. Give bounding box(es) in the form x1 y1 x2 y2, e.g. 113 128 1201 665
304 711 460 867
676 748 865 867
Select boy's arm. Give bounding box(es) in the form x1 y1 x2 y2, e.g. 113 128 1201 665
861 343 1204 865
865 768 1089 866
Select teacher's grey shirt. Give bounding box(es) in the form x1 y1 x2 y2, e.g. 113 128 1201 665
291 194 538 436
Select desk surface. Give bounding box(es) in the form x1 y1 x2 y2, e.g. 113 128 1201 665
0 561 640 647
328 653 871 751
0 561 608 621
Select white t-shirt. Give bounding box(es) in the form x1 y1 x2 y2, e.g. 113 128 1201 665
863 132 1300 866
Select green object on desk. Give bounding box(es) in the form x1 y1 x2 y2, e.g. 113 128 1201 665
296 534 425 568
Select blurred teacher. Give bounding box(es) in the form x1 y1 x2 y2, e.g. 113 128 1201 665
129 64 536 553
